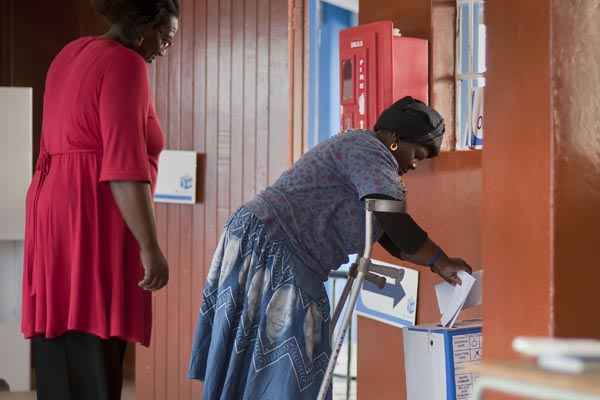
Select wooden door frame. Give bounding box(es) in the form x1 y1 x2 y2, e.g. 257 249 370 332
288 0 309 164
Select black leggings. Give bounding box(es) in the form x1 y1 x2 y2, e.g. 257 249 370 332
32 332 127 400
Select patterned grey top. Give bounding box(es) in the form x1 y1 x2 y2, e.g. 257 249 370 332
245 130 406 280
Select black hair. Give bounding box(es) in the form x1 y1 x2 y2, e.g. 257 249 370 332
93 0 179 30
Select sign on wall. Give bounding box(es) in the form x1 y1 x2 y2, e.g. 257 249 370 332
154 150 199 205
356 259 419 328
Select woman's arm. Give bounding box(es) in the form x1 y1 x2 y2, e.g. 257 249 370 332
375 208 472 285
110 181 169 291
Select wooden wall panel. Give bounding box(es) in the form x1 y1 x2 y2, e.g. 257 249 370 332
359 0 431 39
256 0 272 191
269 0 291 182
178 0 196 397
288 0 308 163
552 0 600 341
243 0 259 203
136 1 293 399
0 0 15 86
482 2 552 398
168 6 184 399
216 0 232 232
431 0 456 150
190 1 208 397
231 0 246 212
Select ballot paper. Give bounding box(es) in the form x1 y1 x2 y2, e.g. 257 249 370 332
435 271 483 328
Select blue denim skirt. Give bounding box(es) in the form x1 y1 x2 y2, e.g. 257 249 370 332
188 207 332 400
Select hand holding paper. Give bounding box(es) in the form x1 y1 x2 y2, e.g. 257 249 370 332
435 270 483 328
432 256 473 286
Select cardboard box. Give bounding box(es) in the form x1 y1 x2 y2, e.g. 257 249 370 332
403 320 482 400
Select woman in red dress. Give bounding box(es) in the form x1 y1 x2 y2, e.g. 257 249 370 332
22 1 179 398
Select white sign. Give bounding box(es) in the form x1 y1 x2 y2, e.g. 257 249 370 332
356 259 419 328
0 87 32 240
154 150 197 205
470 85 484 149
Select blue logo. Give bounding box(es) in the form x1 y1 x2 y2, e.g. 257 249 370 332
179 174 193 190
407 297 417 315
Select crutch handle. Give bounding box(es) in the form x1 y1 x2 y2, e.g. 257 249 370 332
365 272 386 289
364 198 406 213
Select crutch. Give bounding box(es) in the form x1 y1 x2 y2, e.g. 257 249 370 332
317 198 406 400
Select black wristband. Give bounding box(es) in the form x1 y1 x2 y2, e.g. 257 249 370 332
426 248 444 268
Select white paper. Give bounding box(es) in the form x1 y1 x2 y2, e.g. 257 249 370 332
435 271 480 328
463 270 483 309
435 280 453 316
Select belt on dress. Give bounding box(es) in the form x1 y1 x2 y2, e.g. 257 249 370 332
26 149 98 296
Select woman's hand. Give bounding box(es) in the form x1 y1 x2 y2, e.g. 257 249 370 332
432 256 472 286
109 181 168 291
139 245 169 291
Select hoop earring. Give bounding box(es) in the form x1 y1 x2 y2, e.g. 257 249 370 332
390 142 399 152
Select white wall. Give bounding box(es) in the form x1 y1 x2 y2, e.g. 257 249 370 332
0 87 32 240
0 240 29 392
0 241 24 323
0 87 32 391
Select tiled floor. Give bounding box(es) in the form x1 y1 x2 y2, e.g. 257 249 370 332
0 342 357 400
332 376 357 400
0 379 358 400
0 382 135 400
0 379 355 400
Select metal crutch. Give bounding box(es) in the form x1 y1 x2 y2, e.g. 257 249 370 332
317 198 406 400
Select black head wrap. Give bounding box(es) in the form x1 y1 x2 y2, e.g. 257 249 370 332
374 96 445 157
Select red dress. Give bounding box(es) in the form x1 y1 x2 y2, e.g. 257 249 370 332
21 37 164 346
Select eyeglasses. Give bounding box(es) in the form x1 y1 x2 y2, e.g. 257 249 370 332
160 35 173 50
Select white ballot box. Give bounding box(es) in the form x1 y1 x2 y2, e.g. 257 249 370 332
404 320 482 400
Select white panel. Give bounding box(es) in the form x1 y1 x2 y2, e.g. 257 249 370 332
477 24 487 73
0 87 31 390
403 330 447 400
0 87 33 240
0 240 29 392
0 321 30 391
404 323 482 400
0 241 23 323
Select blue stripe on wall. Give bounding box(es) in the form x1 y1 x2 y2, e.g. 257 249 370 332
308 0 357 148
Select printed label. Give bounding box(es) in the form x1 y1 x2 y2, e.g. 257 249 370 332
453 333 482 400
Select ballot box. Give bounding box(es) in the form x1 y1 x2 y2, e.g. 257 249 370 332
403 320 482 400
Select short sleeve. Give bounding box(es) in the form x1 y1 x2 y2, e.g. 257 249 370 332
98 49 151 182
334 132 406 201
